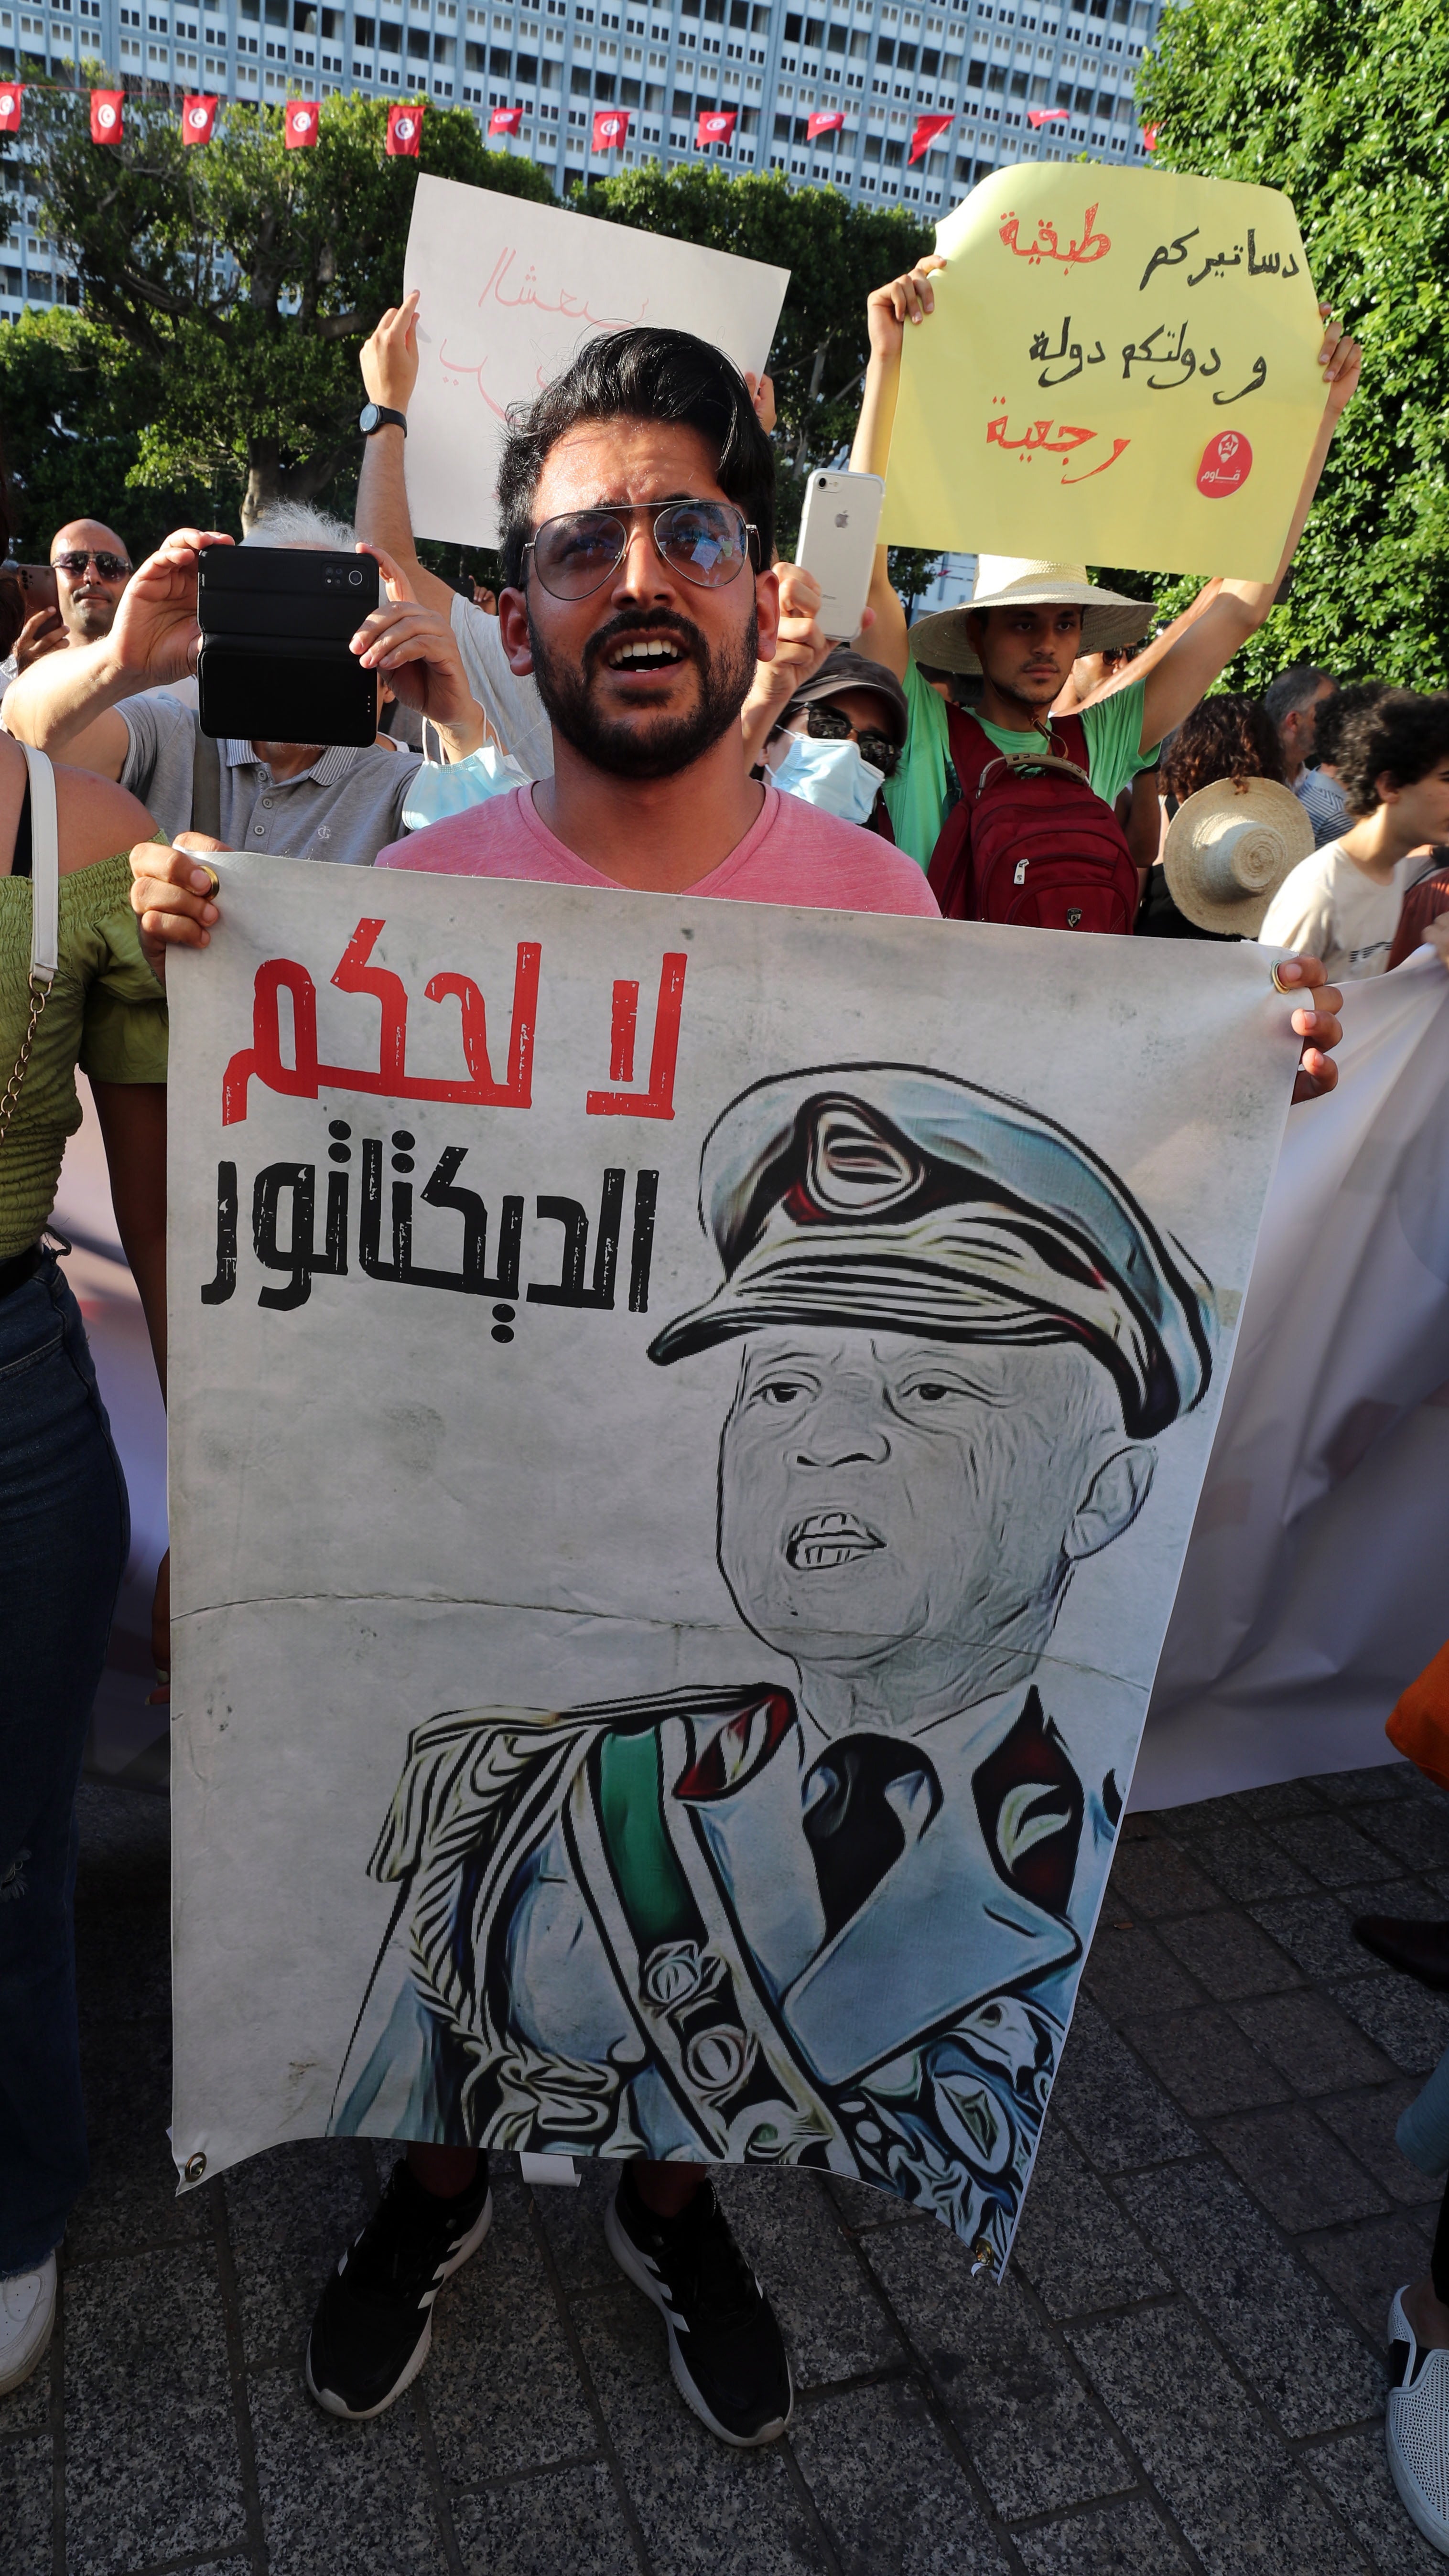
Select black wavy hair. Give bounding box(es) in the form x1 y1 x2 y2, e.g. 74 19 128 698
1333 688 1449 818
1312 678 1388 775
496 326 776 591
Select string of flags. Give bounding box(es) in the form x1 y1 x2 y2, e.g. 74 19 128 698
486 101 959 164
0 74 1160 167
0 80 426 152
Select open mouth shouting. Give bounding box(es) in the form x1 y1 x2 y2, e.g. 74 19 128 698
606 634 687 670
785 1511 885 1572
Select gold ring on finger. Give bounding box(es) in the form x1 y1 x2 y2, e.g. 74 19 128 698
1269 963 1293 995
200 866 220 898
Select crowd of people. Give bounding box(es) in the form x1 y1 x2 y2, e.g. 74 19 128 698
2 242 1449 2552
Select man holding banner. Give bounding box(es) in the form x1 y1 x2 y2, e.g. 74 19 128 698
135 319 1343 2456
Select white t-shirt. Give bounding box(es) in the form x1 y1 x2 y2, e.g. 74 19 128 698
450 594 553 781
1258 839 1410 981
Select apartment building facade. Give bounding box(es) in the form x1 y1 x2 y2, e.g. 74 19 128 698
1 0 1163 324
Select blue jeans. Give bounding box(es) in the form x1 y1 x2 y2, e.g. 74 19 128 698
0 1255 129 2273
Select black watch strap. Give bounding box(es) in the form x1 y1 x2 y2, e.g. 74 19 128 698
359 402 408 437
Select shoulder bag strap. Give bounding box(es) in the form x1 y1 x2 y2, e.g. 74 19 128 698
20 740 58 983
191 720 222 843
0 742 60 1151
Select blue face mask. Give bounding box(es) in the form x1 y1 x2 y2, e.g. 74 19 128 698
771 731 884 828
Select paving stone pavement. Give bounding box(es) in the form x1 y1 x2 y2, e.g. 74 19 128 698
8 1762 1449 2575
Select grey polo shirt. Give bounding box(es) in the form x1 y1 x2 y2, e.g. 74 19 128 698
117 694 422 865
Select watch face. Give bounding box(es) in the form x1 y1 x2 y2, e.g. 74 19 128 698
359 403 381 434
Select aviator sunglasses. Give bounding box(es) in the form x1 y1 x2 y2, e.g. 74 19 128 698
802 701 901 779
52 548 132 580
524 499 759 601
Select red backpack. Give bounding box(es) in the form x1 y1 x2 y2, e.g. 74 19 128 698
928 706 1138 935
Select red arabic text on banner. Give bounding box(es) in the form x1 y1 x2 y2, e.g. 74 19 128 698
696 108 737 146
181 94 219 145
90 89 123 145
284 98 320 148
908 112 952 165
0 85 23 134
1026 107 1069 129
488 105 523 135
806 109 845 140
1142 125 1158 151
592 107 628 150
386 101 424 154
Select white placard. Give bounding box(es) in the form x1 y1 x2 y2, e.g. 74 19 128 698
167 862 1296 2266
402 176 791 548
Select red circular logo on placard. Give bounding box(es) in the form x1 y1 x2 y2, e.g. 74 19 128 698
1197 431 1253 499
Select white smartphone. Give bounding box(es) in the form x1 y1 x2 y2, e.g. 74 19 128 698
795 468 886 642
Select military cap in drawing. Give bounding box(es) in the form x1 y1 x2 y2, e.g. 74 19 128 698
647 1065 1214 1438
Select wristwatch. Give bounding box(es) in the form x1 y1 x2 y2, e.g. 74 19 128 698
359 402 408 437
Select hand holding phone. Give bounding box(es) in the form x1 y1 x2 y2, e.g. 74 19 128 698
795 469 886 643
197 546 380 746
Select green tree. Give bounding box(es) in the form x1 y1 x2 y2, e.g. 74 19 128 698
15 88 554 529
1138 0 1449 689
572 165 932 552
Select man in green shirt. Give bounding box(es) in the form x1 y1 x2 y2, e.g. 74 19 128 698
851 257 1362 871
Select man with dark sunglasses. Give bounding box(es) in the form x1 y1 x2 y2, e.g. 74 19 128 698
50 518 133 646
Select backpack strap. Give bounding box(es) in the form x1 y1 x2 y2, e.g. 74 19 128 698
947 702 1096 797
191 719 222 843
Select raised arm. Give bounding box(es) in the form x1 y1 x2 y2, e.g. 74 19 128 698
849 256 947 684
3 526 231 765
356 292 459 621
1137 308 1362 755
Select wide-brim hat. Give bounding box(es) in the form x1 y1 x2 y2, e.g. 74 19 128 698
908 557 1155 678
1163 777 1314 937
785 646 909 749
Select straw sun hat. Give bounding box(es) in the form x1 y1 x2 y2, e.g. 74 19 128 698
1163 777 1314 937
908 557 1155 677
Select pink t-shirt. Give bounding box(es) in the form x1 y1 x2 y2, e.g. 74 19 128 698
378 783 941 920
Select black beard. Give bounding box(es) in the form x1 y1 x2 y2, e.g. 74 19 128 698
526 602 758 781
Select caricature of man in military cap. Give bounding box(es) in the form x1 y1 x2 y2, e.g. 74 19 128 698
333 1066 1213 2264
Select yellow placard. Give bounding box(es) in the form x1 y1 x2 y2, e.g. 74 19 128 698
881 164 1325 580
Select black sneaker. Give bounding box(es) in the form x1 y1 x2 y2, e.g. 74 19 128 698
605 2166 793 2447
304 2154 492 2421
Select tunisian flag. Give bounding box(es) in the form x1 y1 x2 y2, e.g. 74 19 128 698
181 95 219 145
0 85 23 134
696 108 736 147
284 98 320 148
908 111 952 163
592 107 628 150
90 90 123 144
488 105 523 136
1026 106 1069 129
806 109 845 140
386 102 424 154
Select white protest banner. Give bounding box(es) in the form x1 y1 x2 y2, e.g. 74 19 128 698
1137 954 1449 1809
402 177 790 548
167 864 1296 2267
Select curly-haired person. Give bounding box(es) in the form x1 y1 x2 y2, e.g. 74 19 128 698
1259 688 1449 979
1139 695 1286 941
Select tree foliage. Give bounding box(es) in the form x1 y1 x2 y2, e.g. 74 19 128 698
1138 0 1449 689
10 89 552 528
572 166 933 552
